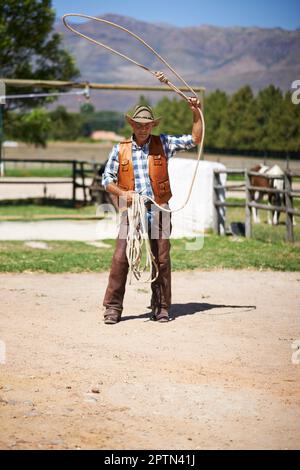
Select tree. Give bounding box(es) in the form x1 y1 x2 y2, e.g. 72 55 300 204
10 108 52 147
278 91 300 152
0 0 79 110
204 90 228 148
255 85 283 151
48 106 83 141
79 104 125 137
217 86 257 150
153 96 196 135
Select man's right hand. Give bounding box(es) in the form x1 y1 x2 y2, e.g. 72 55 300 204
120 190 135 206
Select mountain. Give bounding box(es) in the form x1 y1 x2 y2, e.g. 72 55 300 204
56 14 300 111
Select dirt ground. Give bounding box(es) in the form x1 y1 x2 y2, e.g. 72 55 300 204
0 270 300 450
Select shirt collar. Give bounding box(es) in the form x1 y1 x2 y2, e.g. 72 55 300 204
132 134 151 150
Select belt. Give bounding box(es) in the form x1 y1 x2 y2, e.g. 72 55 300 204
145 201 153 211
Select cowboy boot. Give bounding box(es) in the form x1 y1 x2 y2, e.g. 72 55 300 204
103 238 128 323
150 238 171 322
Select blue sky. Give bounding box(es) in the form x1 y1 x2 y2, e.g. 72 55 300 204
53 0 300 29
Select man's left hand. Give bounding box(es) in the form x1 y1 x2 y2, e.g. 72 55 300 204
187 97 201 112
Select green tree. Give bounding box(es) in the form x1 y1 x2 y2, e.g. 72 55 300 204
80 103 95 116
48 106 83 141
255 85 283 151
204 90 228 148
154 97 194 135
79 104 124 136
1 0 79 146
278 91 300 152
217 86 257 150
0 0 79 110
11 108 52 147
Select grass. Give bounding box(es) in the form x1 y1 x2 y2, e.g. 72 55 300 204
4 169 299 182
224 175 300 182
2 200 299 245
4 167 73 178
0 237 299 273
0 202 98 220
226 174 246 181
226 198 300 243
0 198 299 273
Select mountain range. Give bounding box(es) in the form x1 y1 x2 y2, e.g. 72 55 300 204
56 14 300 111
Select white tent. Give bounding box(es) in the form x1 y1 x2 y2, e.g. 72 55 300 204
168 158 226 238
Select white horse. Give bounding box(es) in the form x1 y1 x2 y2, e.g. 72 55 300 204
250 164 284 225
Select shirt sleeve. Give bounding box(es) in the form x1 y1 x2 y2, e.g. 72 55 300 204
160 134 196 159
102 144 120 189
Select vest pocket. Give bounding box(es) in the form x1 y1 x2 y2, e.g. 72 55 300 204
158 179 171 194
118 184 129 191
121 159 129 172
153 155 162 166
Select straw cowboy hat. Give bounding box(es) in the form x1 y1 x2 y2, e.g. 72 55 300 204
126 105 161 127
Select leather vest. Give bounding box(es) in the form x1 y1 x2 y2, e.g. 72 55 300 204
117 135 172 204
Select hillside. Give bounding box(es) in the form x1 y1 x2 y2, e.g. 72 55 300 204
56 14 300 110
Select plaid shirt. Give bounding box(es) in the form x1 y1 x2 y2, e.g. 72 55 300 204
102 134 196 199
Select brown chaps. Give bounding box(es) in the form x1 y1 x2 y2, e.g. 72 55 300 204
103 211 171 315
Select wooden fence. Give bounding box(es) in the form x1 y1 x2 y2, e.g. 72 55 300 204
0 158 101 205
213 169 300 243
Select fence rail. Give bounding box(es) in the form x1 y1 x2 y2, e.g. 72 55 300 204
213 169 300 243
0 158 102 205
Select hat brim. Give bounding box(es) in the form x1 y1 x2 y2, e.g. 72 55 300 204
126 115 161 127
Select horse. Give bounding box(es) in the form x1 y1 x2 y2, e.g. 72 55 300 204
249 164 284 225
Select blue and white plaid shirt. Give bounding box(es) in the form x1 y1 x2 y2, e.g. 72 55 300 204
102 134 196 200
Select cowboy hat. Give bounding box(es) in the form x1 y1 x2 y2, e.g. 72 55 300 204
126 105 161 127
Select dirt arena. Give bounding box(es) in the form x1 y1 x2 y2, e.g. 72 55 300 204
0 270 299 450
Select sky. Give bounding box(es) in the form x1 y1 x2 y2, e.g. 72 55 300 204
52 0 300 30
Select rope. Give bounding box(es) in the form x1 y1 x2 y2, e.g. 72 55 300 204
126 193 159 284
62 14 205 213
62 13 206 282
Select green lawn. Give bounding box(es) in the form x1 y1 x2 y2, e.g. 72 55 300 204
0 237 299 273
4 167 73 178
0 198 299 272
226 198 300 243
0 203 98 220
226 175 300 182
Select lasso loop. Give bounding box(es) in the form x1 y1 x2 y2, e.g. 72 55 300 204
62 14 199 102
63 13 205 215
63 13 206 283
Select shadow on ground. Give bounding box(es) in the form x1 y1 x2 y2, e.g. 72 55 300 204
121 303 256 322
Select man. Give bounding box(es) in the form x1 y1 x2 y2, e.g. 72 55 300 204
102 97 202 324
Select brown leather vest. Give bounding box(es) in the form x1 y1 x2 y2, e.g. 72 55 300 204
117 135 172 204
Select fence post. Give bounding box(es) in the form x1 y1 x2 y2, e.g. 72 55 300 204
72 161 77 206
285 171 294 243
245 170 252 238
213 171 226 235
213 171 220 234
0 103 4 177
80 162 87 204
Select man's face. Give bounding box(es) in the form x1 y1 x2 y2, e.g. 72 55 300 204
130 121 154 144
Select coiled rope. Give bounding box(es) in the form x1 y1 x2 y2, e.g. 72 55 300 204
63 14 205 282
126 193 159 284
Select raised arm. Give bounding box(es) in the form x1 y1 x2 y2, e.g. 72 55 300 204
187 97 202 145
